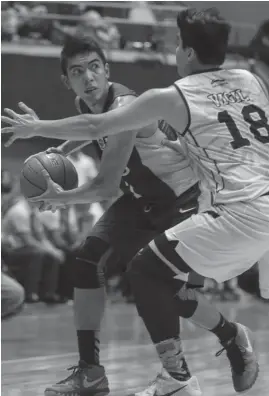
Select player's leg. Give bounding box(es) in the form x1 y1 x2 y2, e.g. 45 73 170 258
44 194 167 396
258 250 269 299
128 206 268 393
127 244 202 396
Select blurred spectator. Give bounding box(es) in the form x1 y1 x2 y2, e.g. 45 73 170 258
38 208 73 302
57 206 84 301
249 20 269 65
38 209 67 252
1 271 25 320
17 4 53 42
1 6 19 41
68 151 104 231
2 184 64 303
128 1 156 24
76 9 121 49
201 278 241 302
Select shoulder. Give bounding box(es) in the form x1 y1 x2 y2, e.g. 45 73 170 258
252 73 269 98
110 94 137 110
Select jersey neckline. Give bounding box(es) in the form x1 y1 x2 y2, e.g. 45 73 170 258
189 67 222 76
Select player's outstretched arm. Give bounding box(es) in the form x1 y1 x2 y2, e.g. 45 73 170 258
91 86 189 138
1 86 188 145
28 96 143 206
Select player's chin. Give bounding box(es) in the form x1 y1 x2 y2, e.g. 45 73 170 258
84 89 100 100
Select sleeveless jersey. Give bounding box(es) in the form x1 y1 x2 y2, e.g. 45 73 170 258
174 68 269 204
77 82 197 205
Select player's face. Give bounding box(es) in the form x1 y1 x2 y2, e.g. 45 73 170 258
176 31 192 77
63 51 110 104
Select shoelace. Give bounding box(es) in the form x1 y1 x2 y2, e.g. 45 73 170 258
146 373 164 389
58 364 88 384
216 338 246 375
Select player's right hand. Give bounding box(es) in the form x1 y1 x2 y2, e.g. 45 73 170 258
161 138 184 153
46 147 65 155
29 200 66 213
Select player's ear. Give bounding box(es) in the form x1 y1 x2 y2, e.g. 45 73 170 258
104 63 110 79
187 47 195 62
61 75 71 90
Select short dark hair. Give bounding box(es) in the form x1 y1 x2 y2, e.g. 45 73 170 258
60 35 107 75
177 8 231 65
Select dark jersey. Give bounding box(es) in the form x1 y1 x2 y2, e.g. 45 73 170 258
76 82 197 205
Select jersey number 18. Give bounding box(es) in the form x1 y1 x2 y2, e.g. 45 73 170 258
218 104 269 149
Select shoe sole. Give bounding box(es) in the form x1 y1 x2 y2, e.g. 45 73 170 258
44 389 110 396
236 362 259 393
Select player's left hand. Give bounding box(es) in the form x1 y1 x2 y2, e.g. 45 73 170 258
1 102 40 147
28 169 66 207
29 200 66 213
161 138 184 153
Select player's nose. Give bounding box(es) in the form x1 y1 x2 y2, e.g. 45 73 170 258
84 69 95 82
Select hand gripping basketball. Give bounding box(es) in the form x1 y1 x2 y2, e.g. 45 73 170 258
28 169 64 204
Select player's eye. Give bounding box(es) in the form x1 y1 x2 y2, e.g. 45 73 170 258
71 68 83 76
90 63 100 71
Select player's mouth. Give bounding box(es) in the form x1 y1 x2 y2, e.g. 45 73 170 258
84 87 97 94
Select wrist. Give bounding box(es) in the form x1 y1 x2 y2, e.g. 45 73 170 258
33 120 46 137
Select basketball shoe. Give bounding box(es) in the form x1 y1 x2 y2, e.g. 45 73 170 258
44 361 109 396
128 370 202 396
216 323 259 392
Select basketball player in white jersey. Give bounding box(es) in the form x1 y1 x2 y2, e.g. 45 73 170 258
2 10 269 395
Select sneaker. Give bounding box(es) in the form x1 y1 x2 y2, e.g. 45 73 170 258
44 361 109 396
128 370 202 396
216 323 259 392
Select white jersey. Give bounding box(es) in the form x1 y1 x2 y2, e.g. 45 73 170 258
174 68 269 204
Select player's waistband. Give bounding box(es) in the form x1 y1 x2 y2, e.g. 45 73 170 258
175 182 200 207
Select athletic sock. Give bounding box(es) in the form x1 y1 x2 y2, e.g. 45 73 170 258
77 330 100 365
210 315 237 343
155 336 191 381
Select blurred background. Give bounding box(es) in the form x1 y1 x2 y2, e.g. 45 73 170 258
1 1 269 316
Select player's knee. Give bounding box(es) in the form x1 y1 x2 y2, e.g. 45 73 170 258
127 245 155 283
74 237 110 289
174 286 198 318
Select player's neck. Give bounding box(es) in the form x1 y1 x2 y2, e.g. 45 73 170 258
84 83 110 114
189 63 221 76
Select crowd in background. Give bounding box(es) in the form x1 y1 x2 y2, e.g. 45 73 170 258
1 1 269 63
1 150 104 317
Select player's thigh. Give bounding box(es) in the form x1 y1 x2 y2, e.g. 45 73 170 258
258 250 269 298
164 207 269 283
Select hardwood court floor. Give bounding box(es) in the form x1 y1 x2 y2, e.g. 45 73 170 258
2 295 269 396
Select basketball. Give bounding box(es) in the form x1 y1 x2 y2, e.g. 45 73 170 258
20 152 79 198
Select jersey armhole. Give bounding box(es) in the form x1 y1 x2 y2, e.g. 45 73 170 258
172 83 191 136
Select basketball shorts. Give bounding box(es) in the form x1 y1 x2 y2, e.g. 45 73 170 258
151 194 269 283
77 184 204 286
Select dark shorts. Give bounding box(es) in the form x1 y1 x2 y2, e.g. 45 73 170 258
76 183 204 286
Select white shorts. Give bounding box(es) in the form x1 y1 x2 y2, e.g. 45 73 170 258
164 195 269 283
